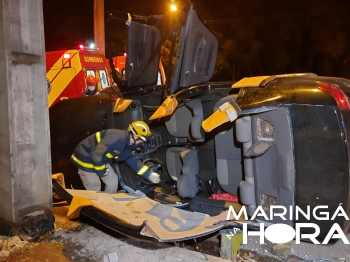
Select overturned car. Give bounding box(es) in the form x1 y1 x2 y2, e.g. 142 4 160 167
51 4 350 242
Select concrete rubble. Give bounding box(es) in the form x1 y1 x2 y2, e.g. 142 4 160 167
0 236 28 258
1 204 350 261
0 226 226 262
0 205 230 262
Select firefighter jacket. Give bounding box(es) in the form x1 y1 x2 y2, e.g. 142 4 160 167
71 129 152 178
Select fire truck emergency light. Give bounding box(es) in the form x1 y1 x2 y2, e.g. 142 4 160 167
62 53 71 68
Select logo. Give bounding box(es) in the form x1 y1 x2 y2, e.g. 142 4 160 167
83 56 104 63
226 204 349 245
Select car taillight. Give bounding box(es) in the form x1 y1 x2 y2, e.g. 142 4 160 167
317 81 350 111
256 118 274 141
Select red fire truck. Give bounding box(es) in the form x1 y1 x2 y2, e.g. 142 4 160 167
46 48 112 108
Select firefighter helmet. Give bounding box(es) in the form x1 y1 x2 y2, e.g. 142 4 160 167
128 121 151 141
86 75 98 86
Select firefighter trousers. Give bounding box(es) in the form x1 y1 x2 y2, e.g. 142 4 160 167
78 163 119 193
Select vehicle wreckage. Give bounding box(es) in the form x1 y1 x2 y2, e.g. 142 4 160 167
51 3 350 244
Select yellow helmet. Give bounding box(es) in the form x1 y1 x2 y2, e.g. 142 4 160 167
128 121 152 141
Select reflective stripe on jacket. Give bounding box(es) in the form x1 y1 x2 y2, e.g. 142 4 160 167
71 129 151 178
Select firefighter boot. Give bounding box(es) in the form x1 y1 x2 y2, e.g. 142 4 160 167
78 169 101 191
101 164 119 193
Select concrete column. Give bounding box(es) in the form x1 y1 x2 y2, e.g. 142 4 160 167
0 0 54 238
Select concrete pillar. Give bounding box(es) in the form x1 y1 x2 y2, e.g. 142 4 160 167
0 0 54 238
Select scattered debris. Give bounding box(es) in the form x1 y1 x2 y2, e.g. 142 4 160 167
0 236 28 258
0 203 349 261
0 203 214 261
237 249 283 262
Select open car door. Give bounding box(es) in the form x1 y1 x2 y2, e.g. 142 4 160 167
125 21 162 88
169 6 218 94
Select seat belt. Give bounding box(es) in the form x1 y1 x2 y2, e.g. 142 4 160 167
110 162 135 194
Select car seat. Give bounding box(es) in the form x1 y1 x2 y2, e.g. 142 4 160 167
213 94 243 195
164 99 205 198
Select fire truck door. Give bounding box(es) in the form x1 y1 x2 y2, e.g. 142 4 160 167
47 67 77 107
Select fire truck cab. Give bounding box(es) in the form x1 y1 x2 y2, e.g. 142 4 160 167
46 48 112 108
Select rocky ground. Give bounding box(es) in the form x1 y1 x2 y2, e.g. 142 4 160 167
0 204 229 262
1 202 350 262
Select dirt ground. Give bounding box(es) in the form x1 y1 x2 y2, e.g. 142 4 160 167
2 202 350 262
0 204 91 262
0 204 226 262
1 242 73 262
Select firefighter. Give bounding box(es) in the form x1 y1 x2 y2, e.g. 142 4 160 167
71 121 161 193
85 75 98 96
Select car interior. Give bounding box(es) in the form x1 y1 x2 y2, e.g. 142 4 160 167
50 5 296 224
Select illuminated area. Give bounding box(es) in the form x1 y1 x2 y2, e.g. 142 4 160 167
170 0 177 11
78 42 96 50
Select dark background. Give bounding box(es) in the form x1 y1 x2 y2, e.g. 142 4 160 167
43 0 350 81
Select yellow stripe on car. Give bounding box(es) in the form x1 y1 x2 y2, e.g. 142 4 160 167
137 165 149 175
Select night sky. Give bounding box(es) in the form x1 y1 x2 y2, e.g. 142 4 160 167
43 0 350 79
43 0 349 49
43 0 167 51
